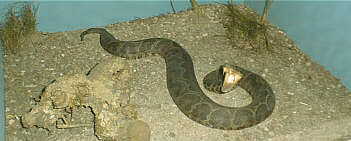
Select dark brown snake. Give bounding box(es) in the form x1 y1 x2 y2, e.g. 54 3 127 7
80 28 275 130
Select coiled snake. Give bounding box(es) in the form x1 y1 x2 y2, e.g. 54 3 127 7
80 28 275 130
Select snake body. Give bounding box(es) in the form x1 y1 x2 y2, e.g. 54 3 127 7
80 28 275 130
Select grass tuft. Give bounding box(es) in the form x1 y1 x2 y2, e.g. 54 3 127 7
0 2 38 54
223 1 271 52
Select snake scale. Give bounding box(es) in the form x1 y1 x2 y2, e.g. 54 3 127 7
80 28 275 130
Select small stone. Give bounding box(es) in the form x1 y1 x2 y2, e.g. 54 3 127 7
337 84 343 88
127 120 150 141
264 127 269 131
306 62 312 66
9 119 15 125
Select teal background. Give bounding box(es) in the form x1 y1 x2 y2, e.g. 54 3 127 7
0 1 350 140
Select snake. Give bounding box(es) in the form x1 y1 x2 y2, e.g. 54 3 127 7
80 28 275 130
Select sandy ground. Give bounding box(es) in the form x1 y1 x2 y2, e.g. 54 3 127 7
3 4 351 141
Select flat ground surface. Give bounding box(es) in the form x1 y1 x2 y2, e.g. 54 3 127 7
3 4 351 141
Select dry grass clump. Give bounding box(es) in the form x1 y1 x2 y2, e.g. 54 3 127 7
223 1 271 51
0 2 38 54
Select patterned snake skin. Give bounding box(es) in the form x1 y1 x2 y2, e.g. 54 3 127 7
80 28 275 130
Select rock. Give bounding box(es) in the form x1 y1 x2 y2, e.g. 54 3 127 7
127 120 151 141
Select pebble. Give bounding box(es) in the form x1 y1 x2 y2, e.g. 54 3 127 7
306 62 312 66
127 120 151 141
264 127 269 131
337 84 343 88
9 119 15 125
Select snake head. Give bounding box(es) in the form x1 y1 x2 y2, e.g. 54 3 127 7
80 31 87 41
80 28 100 41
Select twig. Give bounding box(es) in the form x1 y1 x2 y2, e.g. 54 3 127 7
189 0 201 15
170 0 176 14
261 0 271 49
261 0 271 23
